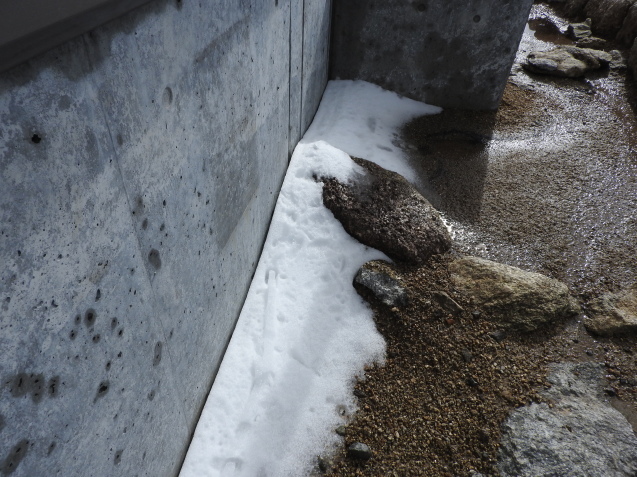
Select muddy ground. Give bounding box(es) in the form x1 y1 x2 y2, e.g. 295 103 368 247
322 2 637 476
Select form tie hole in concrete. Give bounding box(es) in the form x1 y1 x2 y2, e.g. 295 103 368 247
473 15 481 23
31 134 41 144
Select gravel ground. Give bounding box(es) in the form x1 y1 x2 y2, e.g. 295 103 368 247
321 4 637 476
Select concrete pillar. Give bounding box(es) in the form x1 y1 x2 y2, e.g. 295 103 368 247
330 0 534 110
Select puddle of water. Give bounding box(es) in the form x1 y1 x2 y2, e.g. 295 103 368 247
528 18 573 45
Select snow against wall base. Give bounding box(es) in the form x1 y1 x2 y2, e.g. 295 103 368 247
180 80 440 477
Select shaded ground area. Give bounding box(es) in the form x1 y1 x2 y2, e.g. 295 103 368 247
324 3 637 476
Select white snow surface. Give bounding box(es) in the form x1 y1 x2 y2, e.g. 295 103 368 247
179 80 440 477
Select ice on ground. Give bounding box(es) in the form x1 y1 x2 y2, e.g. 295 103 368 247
179 80 441 477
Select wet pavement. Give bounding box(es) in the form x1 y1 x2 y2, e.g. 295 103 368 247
402 2 637 301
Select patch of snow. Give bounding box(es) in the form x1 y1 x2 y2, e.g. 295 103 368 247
303 80 441 182
179 80 440 477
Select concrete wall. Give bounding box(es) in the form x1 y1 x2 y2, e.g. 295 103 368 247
0 1 331 476
330 0 533 110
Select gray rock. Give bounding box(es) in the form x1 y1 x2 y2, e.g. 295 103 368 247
567 18 593 40
498 362 637 477
617 3 637 46
321 156 451 264
347 442 372 460
610 49 628 70
335 425 347 436
354 261 409 308
524 46 612 78
584 285 637 336
585 0 634 38
449 256 580 332
317 455 334 473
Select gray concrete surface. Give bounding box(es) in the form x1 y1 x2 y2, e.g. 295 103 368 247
330 0 534 110
0 1 330 476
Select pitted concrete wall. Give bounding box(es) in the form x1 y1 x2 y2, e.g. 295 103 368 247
0 1 330 476
330 0 533 110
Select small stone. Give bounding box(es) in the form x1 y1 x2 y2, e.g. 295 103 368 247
471 310 482 319
604 388 617 397
347 442 372 460
586 350 594 356
567 19 592 40
354 261 409 308
446 318 455 325
584 285 637 337
353 389 367 399
461 349 474 363
466 377 479 387
335 425 347 436
318 455 334 473
489 330 507 342
432 291 464 315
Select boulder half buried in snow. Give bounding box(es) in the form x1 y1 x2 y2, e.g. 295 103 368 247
498 362 637 476
354 261 409 308
321 156 451 264
449 256 580 332
523 46 612 77
584 285 637 336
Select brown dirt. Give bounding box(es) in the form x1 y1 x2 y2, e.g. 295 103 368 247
320 3 637 476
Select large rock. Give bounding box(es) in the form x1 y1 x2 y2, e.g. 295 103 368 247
564 0 591 17
524 46 612 77
449 256 580 331
321 157 451 264
585 0 635 38
354 261 409 308
617 3 637 45
498 362 637 476
584 285 637 336
630 38 637 78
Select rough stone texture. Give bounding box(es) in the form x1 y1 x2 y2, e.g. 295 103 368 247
564 0 591 17
321 157 452 265
631 38 637 77
585 0 635 38
524 46 612 77
347 442 373 461
584 285 637 336
576 36 609 48
498 362 637 477
0 1 331 476
449 256 580 331
567 18 593 39
330 0 534 110
617 3 637 45
354 261 409 308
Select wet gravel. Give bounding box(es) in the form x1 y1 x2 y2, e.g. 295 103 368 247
320 3 637 476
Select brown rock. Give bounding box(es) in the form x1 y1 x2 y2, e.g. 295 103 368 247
321 156 451 264
584 286 637 336
585 0 635 38
449 256 580 332
617 3 637 45
576 36 609 48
